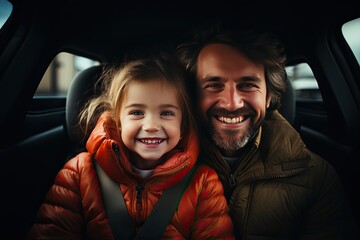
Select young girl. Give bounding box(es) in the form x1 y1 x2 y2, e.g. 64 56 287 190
27 53 234 239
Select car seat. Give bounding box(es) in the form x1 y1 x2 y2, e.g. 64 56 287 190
279 78 296 127
65 65 103 157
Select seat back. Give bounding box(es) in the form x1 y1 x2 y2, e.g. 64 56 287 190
65 65 103 155
279 79 296 126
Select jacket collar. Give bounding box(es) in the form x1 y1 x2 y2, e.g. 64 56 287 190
235 110 312 183
203 110 312 177
259 110 311 168
86 112 199 188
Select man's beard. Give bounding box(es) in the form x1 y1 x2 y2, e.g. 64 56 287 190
205 107 264 152
212 126 251 151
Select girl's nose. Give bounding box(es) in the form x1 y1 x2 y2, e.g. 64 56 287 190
143 116 160 132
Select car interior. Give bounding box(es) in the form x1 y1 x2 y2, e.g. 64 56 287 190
0 0 359 238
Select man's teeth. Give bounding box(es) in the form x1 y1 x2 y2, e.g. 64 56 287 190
218 116 244 123
141 139 162 144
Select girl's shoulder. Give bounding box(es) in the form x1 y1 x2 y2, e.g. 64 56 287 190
64 152 93 172
192 163 222 183
185 163 226 200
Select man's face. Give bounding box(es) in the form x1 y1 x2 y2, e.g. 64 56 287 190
196 43 271 157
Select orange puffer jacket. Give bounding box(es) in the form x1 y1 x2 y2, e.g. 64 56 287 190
27 113 234 239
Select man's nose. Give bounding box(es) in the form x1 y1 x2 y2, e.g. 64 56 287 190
219 85 244 111
143 116 160 132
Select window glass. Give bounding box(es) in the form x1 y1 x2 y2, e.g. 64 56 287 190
285 63 322 101
0 0 12 29
35 52 100 96
342 17 360 66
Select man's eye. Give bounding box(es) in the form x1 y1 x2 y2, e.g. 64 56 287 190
205 83 223 89
238 83 257 90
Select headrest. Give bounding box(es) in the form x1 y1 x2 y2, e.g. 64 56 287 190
279 79 296 126
66 65 103 149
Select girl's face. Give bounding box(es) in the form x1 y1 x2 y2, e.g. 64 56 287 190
120 79 182 169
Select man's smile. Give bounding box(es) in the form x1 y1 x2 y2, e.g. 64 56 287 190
216 115 245 123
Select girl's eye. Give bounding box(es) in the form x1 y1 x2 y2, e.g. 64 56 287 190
129 110 143 116
161 111 175 117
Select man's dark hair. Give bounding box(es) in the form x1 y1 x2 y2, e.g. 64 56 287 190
176 21 287 111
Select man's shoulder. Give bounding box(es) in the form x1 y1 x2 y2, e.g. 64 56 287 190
264 111 331 165
263 110 296 131
262 111 305 147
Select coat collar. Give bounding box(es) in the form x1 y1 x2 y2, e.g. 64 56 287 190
234 110 312 183
260 110 311 168
86 112 199 188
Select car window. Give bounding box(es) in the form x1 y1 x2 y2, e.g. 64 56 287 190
342 17 360 66
35 52 100 97
0 0 12 29
285 63 322 101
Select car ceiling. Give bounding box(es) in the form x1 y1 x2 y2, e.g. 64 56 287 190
7 0 360 63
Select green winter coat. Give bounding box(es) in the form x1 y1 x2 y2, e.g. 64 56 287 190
200 110 357 240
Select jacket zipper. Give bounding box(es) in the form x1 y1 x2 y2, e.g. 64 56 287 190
225 145 257 192
112 143 191 222
229 173 237 189
136 184 144 219
113 143 145 221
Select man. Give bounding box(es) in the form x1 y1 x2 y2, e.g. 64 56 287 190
177 23 358 239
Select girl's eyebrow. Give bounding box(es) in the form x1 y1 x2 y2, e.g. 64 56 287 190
123 103 145 109
159 104 179 110
124 103 179 110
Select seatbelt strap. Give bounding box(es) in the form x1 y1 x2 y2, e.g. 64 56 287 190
135 163 198 240
93 158 198 240
93 158 135 240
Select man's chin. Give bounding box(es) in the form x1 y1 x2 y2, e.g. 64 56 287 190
212 132 250 152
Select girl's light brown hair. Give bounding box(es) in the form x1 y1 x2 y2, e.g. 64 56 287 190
79 52 195 150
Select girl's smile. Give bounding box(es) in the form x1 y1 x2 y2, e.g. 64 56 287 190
120 79 182 169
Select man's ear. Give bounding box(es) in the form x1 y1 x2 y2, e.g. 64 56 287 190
266 93 272 108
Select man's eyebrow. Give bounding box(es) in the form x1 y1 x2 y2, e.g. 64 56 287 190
200 76 222 82
201 76 262 83
240 76 262 82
